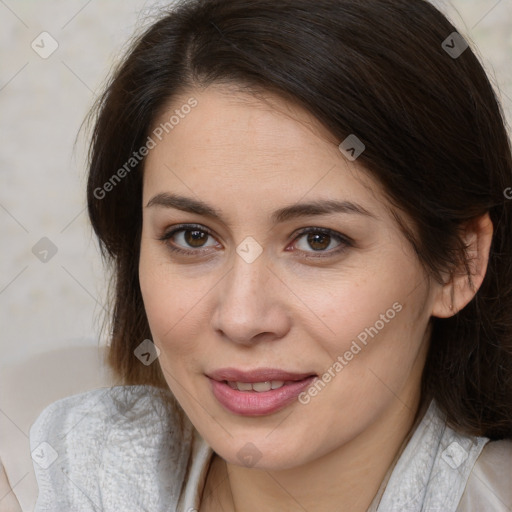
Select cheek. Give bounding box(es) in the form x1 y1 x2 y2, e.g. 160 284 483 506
294 255 430 380
138 240 213 359
291 266 409 342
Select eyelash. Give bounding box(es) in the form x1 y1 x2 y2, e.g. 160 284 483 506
158 223 353 258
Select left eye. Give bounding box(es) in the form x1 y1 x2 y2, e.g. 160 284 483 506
292 229 349 253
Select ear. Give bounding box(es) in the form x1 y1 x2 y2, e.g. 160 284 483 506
432 213 493 318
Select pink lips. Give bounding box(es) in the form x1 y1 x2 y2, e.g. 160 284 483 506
207 367 317 416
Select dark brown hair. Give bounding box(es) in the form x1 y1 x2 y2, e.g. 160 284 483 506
87 0 512 439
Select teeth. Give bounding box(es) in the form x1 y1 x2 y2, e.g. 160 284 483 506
252 381 272 392
228 380 286 392
237 382 253 391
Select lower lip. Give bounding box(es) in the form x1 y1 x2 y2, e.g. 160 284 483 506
209 376 317 416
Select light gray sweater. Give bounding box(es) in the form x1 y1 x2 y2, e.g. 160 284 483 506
29 385 512 511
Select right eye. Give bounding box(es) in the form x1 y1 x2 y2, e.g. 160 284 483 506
159 224 221 255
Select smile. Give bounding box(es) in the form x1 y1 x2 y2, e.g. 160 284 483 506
207 368 317 416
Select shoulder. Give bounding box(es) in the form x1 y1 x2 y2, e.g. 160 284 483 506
457 438 512 511
30 385 193 511
30 385 184 453
31 384 178 432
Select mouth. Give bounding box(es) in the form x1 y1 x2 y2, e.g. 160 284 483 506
206 368 318 416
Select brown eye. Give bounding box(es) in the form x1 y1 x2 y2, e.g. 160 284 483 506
291 228 353 256
184 229 209 248
306 233 331 251
159 224 219 253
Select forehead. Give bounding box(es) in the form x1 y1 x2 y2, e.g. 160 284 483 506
142 85 385 214
150 86 334 156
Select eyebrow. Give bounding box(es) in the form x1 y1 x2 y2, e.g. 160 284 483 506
146 192 376 224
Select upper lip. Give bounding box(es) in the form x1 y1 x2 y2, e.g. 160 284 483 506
207 367 316 383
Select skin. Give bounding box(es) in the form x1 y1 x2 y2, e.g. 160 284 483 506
138 84 492 512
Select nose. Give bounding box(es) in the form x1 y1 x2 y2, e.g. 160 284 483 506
211 254 291 346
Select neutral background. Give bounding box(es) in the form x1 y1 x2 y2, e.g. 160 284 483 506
0 0 511 510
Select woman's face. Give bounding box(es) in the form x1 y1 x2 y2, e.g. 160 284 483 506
139 85 441 470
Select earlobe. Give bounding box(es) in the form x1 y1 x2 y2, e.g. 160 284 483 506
432 213 493 319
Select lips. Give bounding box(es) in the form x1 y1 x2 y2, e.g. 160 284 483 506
207 367 317 416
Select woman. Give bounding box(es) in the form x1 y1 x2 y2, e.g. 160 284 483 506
28 0 512 510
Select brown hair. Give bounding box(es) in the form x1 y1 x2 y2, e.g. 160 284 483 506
87 0 512 439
